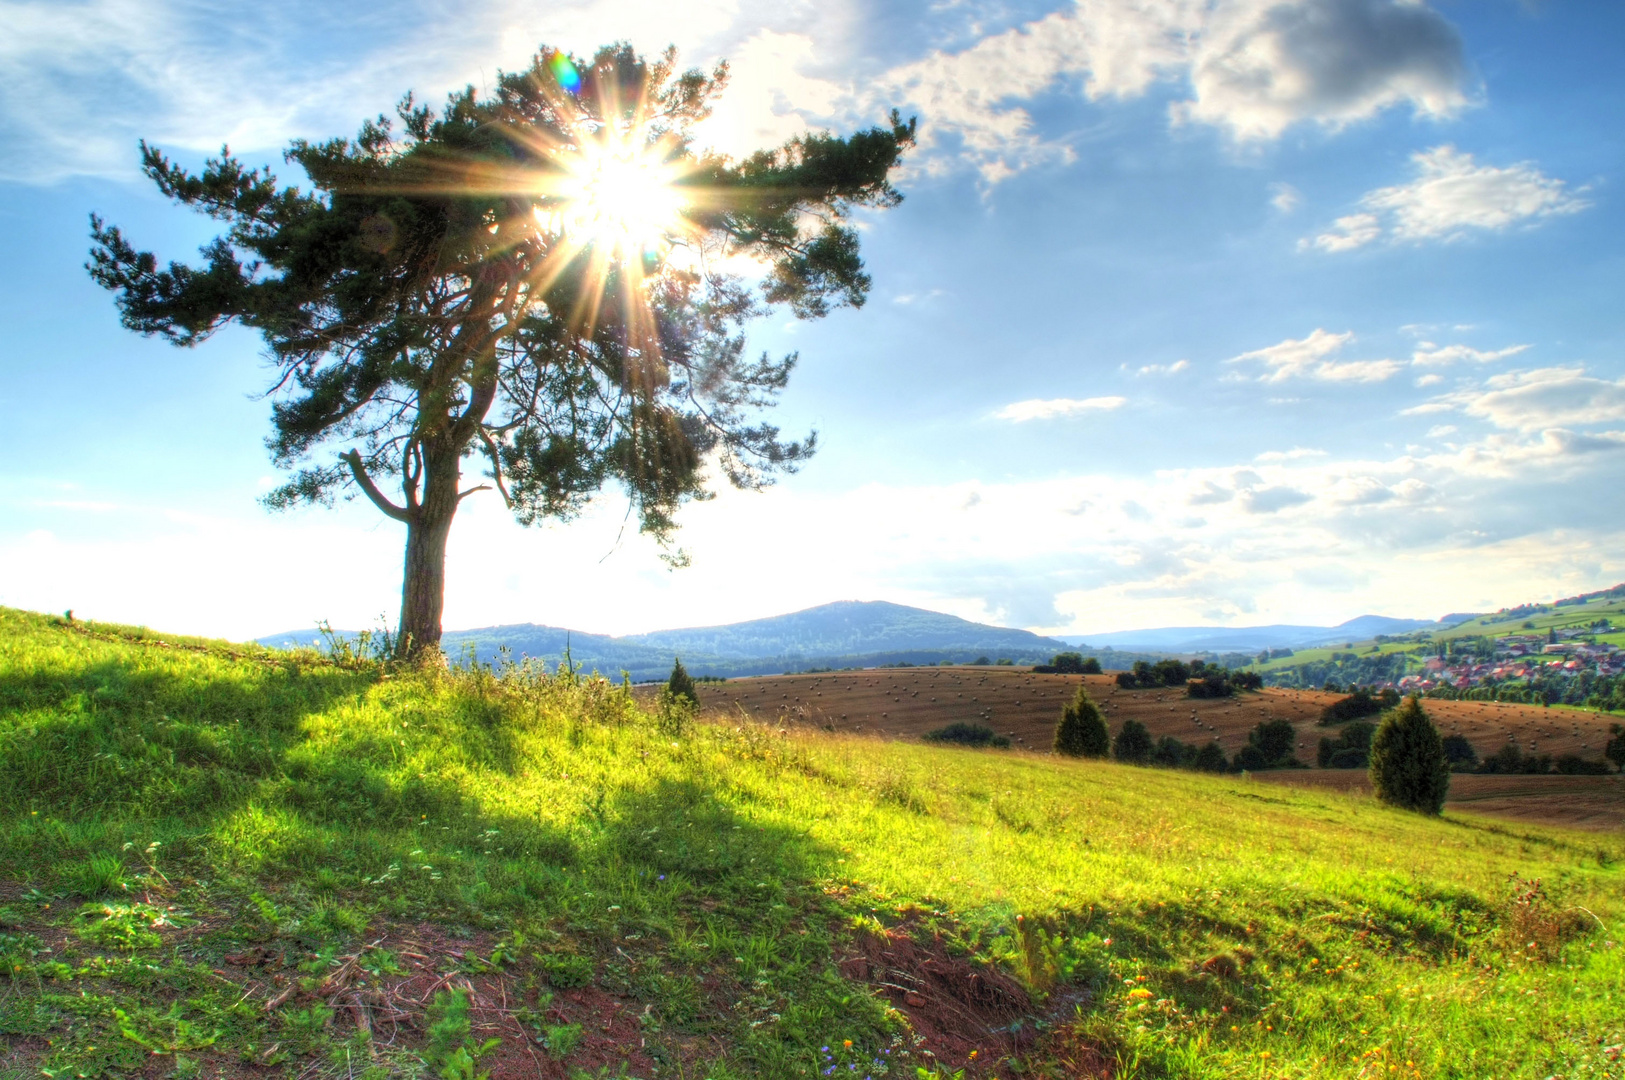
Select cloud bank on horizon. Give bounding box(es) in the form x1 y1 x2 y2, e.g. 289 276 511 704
0 0 1621 640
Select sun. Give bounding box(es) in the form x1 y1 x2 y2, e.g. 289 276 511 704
549 130 689 263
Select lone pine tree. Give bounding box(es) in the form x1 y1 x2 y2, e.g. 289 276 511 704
666 657 699 706
1369 696 1451 815
1054 686 1110 758
90 44 913 656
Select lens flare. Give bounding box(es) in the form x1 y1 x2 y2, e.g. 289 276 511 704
548 134 688 263
549 51 581 95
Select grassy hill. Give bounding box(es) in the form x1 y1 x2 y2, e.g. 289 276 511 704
2 607 1623 1079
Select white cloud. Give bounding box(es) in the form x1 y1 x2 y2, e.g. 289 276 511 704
880 0 1473 181
1227 328 1401 383
1270 182 1303 213
994 396 1127 421
1310 213 1382 253
10 409 1625 643
1410 341 1530 366
1307 146 1590 252
1255 447 1328 462
1408 366 1625 432
1 0 1480 186
1177 0 1470 140
1239 485 1314 513
1137 359 1190 375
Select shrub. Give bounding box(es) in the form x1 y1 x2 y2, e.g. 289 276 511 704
1049 652 1086 674
1113 719 1153 764
1607 724 1625 772
1478 744 1553 775
924 723 1010 749
1247 719 1298 767
1369 696 1450 815
1320 688 1385 726
1318 721 1377 768
1053 687 1110 758
1231 745 1268 772
972 656 991 666
666 658 699 707
1554 754 1612 775
1442 734 1478 770
1152 735 1195 768
1079 656 1102 674
1194 741 1229 772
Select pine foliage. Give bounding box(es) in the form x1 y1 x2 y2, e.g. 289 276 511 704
1369 696 1451 815
666 657 699 706
1113 719 1153 764
1053 686 1109 758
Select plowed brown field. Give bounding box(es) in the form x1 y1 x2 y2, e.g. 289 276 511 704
653 666 1625 830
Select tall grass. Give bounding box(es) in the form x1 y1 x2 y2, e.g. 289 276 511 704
2 606 1622 1079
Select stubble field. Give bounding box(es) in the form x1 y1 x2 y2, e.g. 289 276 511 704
668 666 1625 829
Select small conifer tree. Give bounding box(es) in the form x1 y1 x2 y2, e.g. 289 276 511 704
667 658 699 707
1053 687 1109 758
1369 696 1450 815
1113 719 1153 764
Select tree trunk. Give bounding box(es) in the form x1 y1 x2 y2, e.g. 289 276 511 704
398 446 462 658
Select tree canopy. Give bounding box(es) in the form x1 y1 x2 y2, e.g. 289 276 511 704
90 43 914 654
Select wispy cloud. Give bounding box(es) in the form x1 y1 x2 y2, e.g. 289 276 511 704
994 396 1126 422
1270 183 1303 213
1227 329 1402 383
1136 359 1190 376
1410 341 1530 366
1306 146 1589 252
1405 366 1625 432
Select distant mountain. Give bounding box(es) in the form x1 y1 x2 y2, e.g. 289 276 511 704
1055 614 1449 653
259 600 1078 681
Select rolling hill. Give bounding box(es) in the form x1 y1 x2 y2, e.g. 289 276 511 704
260 600 1084 679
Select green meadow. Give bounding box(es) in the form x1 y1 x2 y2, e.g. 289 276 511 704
2 606 1622 1079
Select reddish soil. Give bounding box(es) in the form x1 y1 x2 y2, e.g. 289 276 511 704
665 667 1624 831
838 920 1034 1075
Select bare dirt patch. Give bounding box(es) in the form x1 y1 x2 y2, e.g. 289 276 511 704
838 920 1033 1074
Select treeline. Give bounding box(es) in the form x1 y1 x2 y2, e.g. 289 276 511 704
1114 658 1263 697
1033 651 1102 674
1424 670 1625 711
1263 650 1414 690
1052 687 1295 772
1316 689 1624 775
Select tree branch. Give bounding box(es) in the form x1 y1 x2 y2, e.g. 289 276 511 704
477 427 515 508
342 449 413 522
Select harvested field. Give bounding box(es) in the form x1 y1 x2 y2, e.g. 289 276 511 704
659 666 1625 830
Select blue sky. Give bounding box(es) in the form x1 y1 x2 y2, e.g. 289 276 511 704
2 0 1623 641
